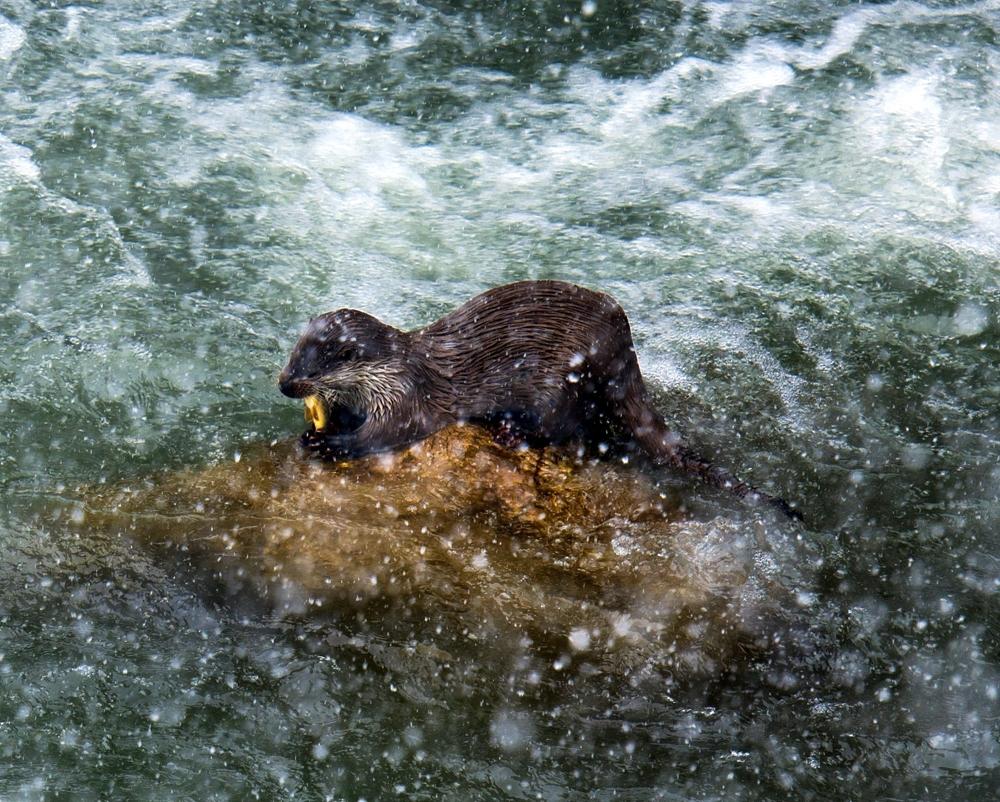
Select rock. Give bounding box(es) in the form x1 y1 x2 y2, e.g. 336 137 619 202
64 426 780 677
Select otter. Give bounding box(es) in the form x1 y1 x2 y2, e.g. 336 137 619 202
278 280 802 520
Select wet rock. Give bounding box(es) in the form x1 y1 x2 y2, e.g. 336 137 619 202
65 426 789 678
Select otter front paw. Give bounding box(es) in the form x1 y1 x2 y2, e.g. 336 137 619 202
300 429 335 459
299 430 356 460
490 418 528 451
299 429 322 455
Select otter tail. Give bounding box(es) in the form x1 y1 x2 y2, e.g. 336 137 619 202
617 375 803 521
659 441 803 521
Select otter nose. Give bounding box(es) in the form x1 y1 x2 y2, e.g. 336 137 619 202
278 370 311 399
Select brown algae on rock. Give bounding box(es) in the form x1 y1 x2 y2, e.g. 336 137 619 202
65 426 785 676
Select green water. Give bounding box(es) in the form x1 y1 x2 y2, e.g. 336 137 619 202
1 1 998 799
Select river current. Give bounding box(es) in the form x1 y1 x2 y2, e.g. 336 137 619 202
1 1 998 800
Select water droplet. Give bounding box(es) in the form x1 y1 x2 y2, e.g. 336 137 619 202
568 628 591 651
953 303 988 337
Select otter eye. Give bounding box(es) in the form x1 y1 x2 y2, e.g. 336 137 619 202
340 348 357 361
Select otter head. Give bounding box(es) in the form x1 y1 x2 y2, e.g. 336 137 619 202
278 309 410 433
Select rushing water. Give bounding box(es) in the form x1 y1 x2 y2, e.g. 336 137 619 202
2 1 999 799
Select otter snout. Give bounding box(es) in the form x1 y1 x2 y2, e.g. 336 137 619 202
278 370 313 399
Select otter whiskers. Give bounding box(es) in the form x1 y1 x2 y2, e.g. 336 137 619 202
313 360 411 424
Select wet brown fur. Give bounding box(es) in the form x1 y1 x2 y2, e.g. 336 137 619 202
279 280 801 520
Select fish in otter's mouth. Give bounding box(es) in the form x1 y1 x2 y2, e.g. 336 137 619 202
302 394 367 434
303 395 326 430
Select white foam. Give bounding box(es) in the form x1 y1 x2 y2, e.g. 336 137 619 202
590 47 795 145
0 135 40 183
714 45 795 103
701 2 732 29
880 73 941 118
308 115 439 199
64 7 83 40
952 303 989 337
790 8 878 71
0 16 25 61
854 72 956 206
967 202 1000 248
714 193 791 222
594 66 681 140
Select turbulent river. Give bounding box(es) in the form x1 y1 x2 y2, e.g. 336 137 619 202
1 1 998 799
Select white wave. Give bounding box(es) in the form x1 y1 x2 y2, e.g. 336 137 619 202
63 7 83 40
308 115 440 199
0 16 25 61
853 72 957 206
0 134 40 183
791 8 878 70
713 44 795 103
